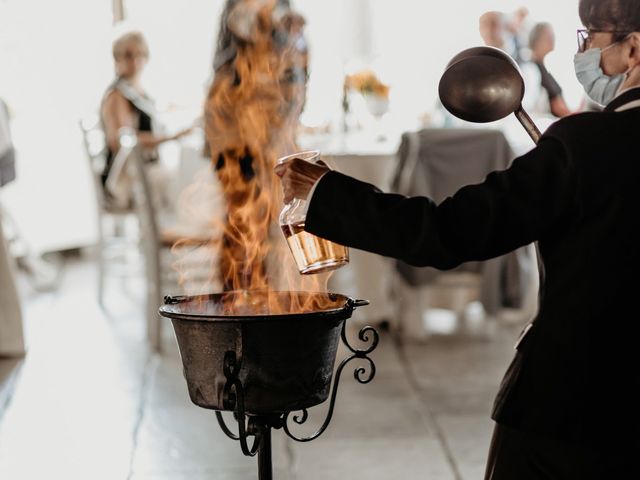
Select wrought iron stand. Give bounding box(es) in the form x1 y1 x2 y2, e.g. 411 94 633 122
215 322 379 480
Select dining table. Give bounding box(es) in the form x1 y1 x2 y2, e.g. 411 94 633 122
298 130 402 325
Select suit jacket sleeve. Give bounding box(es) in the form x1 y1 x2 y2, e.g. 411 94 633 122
305 137 576 270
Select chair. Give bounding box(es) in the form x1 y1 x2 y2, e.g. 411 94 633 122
79 115 139 310
81 118 215 351
123 133 163 350
116 129 213 351
391 128 538 339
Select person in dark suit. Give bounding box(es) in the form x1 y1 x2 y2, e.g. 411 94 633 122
276 1 640 477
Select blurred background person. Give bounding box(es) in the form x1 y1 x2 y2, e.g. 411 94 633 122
479 10 539 112
506 6 531 55
0 97 25 358
0 99 16 189
100 31 192 208
527 22 572 117
204 0 309 291
479 10 527 63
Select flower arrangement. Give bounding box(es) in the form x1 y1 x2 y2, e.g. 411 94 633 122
344 69 390 98
341 69 390 134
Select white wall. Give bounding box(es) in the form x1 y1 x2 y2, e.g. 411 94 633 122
0 0 222 252
0 0 114 252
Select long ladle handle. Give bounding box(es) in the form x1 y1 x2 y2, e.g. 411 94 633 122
514 106 542 144
514 105 545 317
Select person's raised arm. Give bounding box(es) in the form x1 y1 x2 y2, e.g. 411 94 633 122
282 137 577 270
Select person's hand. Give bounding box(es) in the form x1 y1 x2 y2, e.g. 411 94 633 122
274 158 329 203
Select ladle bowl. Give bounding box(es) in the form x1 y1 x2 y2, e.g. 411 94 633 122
439 46 541 143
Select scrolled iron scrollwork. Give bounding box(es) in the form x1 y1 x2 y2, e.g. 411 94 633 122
215 411 239 440
282 322 378 443
290 408 308 425
352 355 376 384
342 323 379 356
217 323 378 449
218 351 262 457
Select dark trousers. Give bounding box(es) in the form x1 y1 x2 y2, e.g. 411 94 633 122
485 423 637 479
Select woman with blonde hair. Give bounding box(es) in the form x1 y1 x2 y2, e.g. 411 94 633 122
101 31 191 203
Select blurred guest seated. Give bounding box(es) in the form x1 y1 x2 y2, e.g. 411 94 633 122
101 31 192 207
525 22 572 117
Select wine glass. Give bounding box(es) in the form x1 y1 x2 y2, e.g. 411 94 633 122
364 94 389 142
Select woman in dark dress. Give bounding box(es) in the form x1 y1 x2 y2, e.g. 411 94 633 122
100 32 191 199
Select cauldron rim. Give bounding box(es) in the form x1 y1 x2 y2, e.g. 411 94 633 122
159 290 366 323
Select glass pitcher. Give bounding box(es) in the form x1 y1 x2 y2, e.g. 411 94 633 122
278 151 349 275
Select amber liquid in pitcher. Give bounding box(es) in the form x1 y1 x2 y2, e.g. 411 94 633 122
281 222 349 275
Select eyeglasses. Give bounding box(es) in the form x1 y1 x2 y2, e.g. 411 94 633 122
577 29 630 53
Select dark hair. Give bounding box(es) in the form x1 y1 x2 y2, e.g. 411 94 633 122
579 0 640 32
529 22 552 50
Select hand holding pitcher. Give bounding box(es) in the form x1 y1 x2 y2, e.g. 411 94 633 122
276 151 349 275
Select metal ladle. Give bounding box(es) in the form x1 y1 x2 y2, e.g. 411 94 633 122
439 46 546 299
439 46 541 144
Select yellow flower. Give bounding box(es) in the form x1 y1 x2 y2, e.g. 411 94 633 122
344 70 390 98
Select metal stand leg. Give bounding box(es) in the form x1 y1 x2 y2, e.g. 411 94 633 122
215 324 380 479
257 425 272 480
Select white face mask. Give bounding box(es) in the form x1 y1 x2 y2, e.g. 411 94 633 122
574 47 625 106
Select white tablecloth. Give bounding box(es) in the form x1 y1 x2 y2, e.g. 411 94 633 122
300 131 401 324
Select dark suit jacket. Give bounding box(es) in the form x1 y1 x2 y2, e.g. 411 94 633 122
306 87 640 443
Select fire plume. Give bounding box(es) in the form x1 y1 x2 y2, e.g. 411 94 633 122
172 0 334 314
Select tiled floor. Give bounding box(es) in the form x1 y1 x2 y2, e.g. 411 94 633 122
0 254 522 479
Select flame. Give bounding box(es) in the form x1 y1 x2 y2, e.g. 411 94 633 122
172 0 335 314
